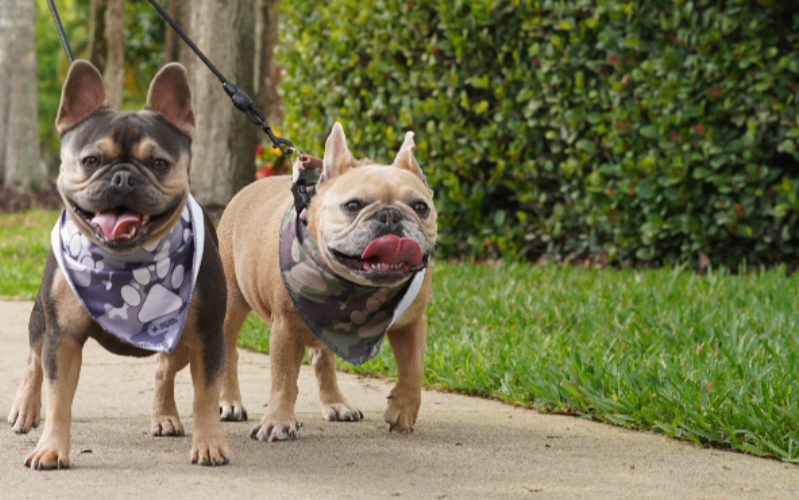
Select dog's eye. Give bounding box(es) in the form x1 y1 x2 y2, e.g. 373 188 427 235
82 156 100 168
152 159 168 171
344 200 363 213
412 202 429 216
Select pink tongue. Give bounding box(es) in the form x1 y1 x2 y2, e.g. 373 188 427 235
91 209 143 240
361 235 422 266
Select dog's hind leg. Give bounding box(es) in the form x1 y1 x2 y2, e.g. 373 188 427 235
219 285 251 421
310 347 363 422
8 294 46 433
151 345 190 436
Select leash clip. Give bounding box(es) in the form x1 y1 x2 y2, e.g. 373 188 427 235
290 160 323 225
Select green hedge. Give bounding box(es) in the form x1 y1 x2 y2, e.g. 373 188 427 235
277 0 799 267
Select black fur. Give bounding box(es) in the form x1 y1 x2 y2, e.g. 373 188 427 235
194 213 227 387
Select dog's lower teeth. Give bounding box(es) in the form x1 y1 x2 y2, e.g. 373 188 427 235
363 262 408 271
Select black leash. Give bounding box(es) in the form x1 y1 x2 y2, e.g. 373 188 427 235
45 0 295 158
46 0 74 64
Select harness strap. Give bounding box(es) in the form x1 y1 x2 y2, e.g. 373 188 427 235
289 155 323 224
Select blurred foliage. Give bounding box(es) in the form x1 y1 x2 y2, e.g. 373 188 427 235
35 0 166 172
278 0 799 268
255 128 292 179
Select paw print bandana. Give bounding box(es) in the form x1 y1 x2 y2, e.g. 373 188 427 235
51 195 205 353
279 204 424 365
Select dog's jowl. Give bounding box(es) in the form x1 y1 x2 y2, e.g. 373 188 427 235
7 60 229 469
216 122 437 441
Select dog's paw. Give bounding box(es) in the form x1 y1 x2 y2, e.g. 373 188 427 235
8 398 41 434
322 403 363 422
190 435 229 466
190 423 229 466
249 413 300 442
383 391 421 434
151 414 185 437
219 399 248 422
24 440 70 470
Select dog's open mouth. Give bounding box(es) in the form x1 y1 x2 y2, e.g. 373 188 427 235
330 235 428 279
71 202 176 248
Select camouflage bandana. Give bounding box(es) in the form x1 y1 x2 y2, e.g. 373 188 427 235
51 195 205 354
279 204 425 365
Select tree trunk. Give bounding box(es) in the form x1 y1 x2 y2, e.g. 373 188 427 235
88 0 108 73
164 0 187 64
0 0 12 183
254 0 280 124
2 0 43 193
104 0 125 110
188 0 257 205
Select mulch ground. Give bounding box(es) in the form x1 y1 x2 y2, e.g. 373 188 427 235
0 186 63 213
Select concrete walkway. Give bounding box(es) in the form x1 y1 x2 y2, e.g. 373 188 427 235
0 299 796 499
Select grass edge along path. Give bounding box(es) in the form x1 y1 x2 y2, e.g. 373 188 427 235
240 262 799 464
3 210 799 462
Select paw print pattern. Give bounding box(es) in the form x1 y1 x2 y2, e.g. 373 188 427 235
53 196 205 353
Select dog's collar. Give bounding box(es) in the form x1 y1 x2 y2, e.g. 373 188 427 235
289 154 323 225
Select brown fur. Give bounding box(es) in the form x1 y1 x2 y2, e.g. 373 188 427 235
216 124 435 440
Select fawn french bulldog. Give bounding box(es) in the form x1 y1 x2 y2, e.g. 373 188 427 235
216 123 436 441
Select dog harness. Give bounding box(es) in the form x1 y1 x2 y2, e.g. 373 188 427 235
51 195 205 353
279 202 424 366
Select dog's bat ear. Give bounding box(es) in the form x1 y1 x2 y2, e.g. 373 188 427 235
56 60 108 134
320 122 354 184
393 132 427 186
146 63 195 136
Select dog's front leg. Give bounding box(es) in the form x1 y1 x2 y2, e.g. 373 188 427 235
187 341 229 466
384 316 427 433
250 320 304 441
151 344 190 436
25 334 84 470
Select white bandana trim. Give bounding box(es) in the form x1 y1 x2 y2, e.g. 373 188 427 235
388 270 425 329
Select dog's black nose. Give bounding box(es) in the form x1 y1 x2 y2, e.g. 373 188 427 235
111 170 135 189
377 207 403 227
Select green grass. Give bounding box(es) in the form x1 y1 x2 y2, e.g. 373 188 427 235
3 210 799 462
240 262 799 463
0 210 58 299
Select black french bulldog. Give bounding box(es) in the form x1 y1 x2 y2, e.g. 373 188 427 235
7 60 229 469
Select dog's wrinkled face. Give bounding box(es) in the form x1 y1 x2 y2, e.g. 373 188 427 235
308 123 437 287
56 60 195 253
